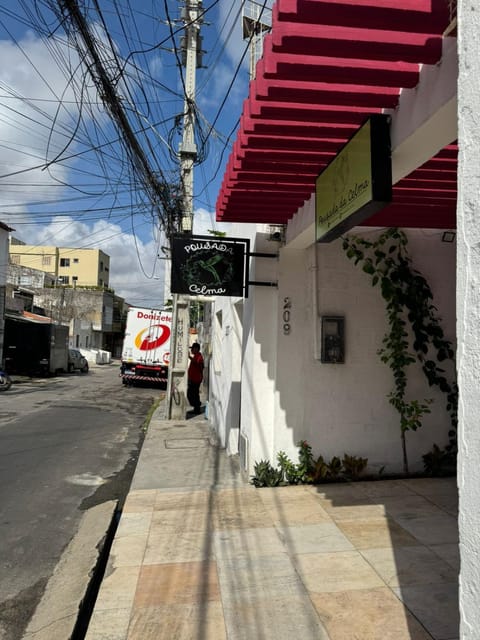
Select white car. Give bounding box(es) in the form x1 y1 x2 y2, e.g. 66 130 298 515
68 349 89 373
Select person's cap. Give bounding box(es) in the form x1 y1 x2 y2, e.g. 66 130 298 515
190 342 200 349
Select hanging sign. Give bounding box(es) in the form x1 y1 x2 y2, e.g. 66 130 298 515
316 115 392 243
170 235 250 297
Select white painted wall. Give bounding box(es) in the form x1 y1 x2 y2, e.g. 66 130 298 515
273 229 455 474
208 223 279 469
70 317 94 349
209 225 455 477
241 239 278 468
457 2 479 636
209 296 243 452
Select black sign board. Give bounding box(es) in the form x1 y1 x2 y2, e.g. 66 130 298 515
171 235 250 297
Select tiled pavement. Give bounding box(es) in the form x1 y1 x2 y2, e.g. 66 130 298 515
85 410 459 640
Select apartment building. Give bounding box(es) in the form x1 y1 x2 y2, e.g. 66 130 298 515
9 240 110 288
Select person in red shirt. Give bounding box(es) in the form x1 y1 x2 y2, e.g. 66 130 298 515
187 342 204 414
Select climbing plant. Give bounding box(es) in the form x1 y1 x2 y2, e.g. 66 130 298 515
342 228 457 474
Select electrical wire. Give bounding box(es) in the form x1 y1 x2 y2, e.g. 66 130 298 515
0 0 268 301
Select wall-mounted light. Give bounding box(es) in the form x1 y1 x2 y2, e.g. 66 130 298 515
268 224 286 243
442 231 456 243
321 316 345 364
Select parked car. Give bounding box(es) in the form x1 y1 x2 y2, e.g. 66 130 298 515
68 349 89 373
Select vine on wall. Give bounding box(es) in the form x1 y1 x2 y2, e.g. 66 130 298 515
342 228 457 474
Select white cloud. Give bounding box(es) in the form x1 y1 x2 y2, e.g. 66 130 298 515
193 206 231 236
14 215 166 308
11 204 232 310
0 29 167 308
0 9 243 310
0 31 96 207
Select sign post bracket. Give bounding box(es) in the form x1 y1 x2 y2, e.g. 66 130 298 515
248 252 278 259
247 281 278 287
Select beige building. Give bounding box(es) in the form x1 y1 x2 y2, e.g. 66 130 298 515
9 241 110 288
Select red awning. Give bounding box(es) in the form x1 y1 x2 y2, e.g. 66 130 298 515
216 0 456 230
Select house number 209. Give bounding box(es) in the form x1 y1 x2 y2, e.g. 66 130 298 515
283 297 292 335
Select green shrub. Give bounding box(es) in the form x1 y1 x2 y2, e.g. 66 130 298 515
277 451 301 484
250 460 284 487
342 454 368 480
422 444 456 477
251 442 369 487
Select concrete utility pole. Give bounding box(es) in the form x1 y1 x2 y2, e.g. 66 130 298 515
179 0 201 234
167 0 203 419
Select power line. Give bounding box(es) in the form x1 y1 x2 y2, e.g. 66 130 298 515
0 0 256 306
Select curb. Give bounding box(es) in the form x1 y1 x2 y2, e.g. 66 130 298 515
22 501 117 640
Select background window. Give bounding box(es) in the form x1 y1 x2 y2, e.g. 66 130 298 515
60 258 70 267
42 255 51 266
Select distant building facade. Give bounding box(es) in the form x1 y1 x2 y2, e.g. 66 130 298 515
4 253 126 357
9 240 110 288
32 287 126 354
7 263 55 313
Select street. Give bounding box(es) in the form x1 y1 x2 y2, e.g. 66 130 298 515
0 363 160 640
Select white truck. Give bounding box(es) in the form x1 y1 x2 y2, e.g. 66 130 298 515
120 307 172 386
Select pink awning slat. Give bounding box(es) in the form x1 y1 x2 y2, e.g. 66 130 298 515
216 0 456 229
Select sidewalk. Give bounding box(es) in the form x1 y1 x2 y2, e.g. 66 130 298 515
85 403 459 640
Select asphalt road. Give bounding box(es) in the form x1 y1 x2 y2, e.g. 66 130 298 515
0 362 160 640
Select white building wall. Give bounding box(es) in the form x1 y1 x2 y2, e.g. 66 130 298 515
210 225 455 477
241 253 278 472
209 296 243 452
273 246 312 456
272 230 456 474
458 1 480 635
208 224 279 471
70 318 94 349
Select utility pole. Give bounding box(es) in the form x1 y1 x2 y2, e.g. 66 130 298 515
179 0 201 234
167 0 203 419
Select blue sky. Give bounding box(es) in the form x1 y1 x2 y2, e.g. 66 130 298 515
0 0 272 307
